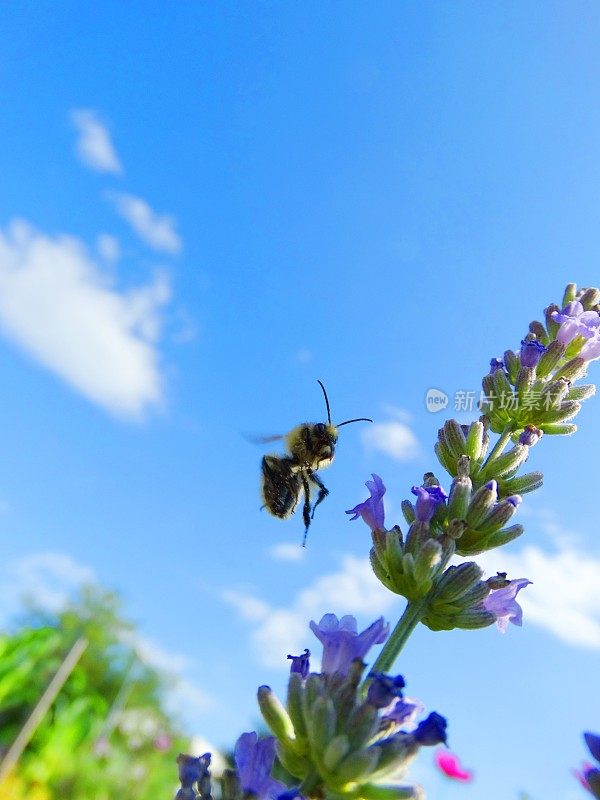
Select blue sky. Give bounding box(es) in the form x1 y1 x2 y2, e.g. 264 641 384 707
0 2 599 798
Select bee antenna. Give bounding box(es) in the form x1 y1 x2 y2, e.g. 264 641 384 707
337 417 374 427
317 380 332 425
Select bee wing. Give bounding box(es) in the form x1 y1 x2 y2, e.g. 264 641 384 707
245 433 286 445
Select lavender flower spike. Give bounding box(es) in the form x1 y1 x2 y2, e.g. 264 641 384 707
234 732 286 800
309 613 389 676
483 578 532 633
346 473 386 531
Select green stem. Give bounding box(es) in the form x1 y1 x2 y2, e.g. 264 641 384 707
367 597 429 677
481 424 514 471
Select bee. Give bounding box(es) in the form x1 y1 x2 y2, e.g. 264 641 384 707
260 381 372 545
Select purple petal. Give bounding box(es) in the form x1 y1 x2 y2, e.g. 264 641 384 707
585 732 600 763
483 578 532 633
346 474 386 531
309 614 389 676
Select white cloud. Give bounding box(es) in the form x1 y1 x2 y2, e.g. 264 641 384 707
0 219 170 418
221 555 401 668
108 192 182 254
97 233 121 264
361 407 420 461
71 109 123 175
0 552 97 622
267 542 306 562
474 544 600 649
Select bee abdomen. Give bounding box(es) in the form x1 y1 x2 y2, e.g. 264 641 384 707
261 455 302 519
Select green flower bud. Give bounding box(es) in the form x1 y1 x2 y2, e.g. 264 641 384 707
346 703 379 751
306 695 336 760
562 283 577 305
465 421 489 462
434 440 455 476
567 383 596 402
302 674 325 718
401 498 416 525
413 538 443 589
276 741 310 779
335 748 380 784
477 497 521 536
482 444 529 480
540 377 571 409
539 422 577 435
544 303 561 339
536 339 566 378
458 523 524 555
503 349 519 383
357 783 425 800
528 319 549 346
465 482 497 528
447 473 472 522
221 768 239 800
497 471 544 496
286 673 308 742
441 420 467 459
579 286 600 308
433 562 483 603
516 367 535 406
323 735 352 771
370 735 418 780
452 607 497 629
257 686 295 742
554 356 588 383
538 400 580 424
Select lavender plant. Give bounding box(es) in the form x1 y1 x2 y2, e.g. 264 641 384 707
174 283 600 800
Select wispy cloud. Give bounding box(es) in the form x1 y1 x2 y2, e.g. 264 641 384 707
0 219 170 418
96 233 121 264
267 542 306 562
108 192 182 254
475 544 600 649
361 406 420 461
221 555 401 668
71 109 123 175
0 552 97 621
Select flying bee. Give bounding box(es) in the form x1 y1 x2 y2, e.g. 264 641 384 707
259 381 372 546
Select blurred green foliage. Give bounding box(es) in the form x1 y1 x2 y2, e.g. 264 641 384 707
0 586 189 800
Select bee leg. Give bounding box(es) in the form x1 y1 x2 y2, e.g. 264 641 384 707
309 471 329 519
301 472 312 547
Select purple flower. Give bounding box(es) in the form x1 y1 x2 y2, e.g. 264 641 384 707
489 357 504 374
177 753 211 790
574 763 600 796
234 732 286 800
552 301 600 345
287 649 310 679
366 672 405 709
346 474 386 531
411 485 448 523
518 425 542 447
309 614 389 676
520 338 547 368
581 331 600 362
585 732 600 764
483 578 532 633
414 712 448 746
382 696 425 729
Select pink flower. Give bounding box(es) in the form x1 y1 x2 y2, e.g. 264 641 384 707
434 749 473 782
